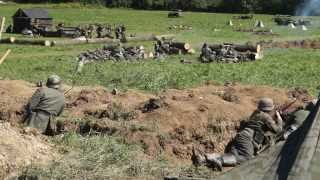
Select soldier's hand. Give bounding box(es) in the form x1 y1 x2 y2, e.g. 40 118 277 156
36 81 43 87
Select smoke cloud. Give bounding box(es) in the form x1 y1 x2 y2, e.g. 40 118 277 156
296 0 320 16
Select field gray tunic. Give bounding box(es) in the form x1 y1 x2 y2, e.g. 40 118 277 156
25 87 65 134
229 110 283 163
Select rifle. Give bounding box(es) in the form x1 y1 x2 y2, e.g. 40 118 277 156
276 98 297 115
257 99 298 155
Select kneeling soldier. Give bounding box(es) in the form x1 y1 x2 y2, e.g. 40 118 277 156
24 75 65 135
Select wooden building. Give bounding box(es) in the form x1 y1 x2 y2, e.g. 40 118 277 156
12 8 53 33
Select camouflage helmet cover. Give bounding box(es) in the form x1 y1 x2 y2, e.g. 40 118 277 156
258 97 275 111
46 75 61 89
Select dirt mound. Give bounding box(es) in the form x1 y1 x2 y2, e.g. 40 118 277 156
0 80 36 124
260 39 320 49
0 122 56 179
0 80 312 163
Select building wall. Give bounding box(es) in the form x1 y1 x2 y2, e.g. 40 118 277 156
13 18 53 33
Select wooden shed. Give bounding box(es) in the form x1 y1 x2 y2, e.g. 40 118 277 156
12 8 53 33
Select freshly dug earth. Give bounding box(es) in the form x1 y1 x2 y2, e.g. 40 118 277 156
0 80 312 165
260 39 320 49
0 122 57 179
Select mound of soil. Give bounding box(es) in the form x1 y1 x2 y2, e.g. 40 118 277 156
0 80 35 124
260 39 320 49
0 122 56 179
0 80 312 164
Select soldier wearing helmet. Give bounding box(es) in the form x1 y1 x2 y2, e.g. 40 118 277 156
24 75 65 135
192 97 283 171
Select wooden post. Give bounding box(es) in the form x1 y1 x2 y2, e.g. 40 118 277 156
0 49 11 65
0 17 5 40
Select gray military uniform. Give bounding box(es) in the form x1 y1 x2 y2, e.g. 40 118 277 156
229 110 283 163
25 87 65 134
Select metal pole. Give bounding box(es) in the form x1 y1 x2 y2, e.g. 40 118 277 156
0 17 5 40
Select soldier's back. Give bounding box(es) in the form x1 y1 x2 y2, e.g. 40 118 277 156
36 88 65 116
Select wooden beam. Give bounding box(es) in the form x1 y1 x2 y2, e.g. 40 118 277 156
0 37 52 46
0 17 5 40
0 49 11 65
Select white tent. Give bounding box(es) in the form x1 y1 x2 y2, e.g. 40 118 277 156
288 23 296 29
302 25 308 31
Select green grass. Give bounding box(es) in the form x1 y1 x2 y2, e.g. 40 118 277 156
22 132 192 179
1 4 320 94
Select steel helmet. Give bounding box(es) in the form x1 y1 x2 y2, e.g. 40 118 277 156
46 75 61 89
258 97 275 111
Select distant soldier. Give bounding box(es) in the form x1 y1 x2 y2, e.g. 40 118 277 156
162 41 171 54
200 43 214 62
192 97 283 170
113 43 125 61
115 25 122 39
137 45 145 59
96 24 104 38
120 24 127 42
88 24 97 39
5 24 12 33
24 75 65 135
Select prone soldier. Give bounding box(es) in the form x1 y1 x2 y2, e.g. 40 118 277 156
192 98 283 170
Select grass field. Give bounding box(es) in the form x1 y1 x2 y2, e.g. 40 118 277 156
1 3 320 94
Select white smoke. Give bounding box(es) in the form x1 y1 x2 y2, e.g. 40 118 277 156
296 0 320 16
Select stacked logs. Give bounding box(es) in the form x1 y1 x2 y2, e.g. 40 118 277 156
200 43 263 63
77 44 147 64
154 40 195 59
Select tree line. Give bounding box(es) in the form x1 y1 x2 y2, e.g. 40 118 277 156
12 0 303 14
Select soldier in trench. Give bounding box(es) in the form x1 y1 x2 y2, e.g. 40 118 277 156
192 97 317 171
192 97 283 170
24 75 65 136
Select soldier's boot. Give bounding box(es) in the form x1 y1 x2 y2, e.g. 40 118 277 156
191 147 206 167
206 153 223 171
220 153 237 167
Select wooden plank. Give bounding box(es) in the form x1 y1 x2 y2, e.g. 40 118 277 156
0 49 11 65
0 17 5 40
0 37 51 46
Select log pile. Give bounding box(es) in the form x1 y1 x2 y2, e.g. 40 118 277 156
77 44 147 64
154 40 194 59
200 43 263 63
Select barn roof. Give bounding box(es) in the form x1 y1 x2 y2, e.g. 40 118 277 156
13 8 52 19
